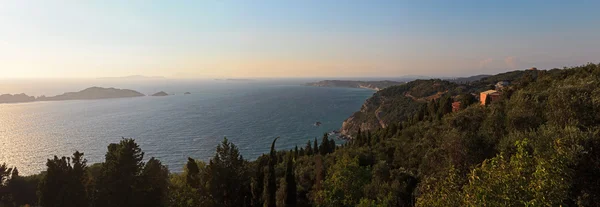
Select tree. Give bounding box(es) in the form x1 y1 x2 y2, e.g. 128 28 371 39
206 137 250 207
458 93 477 109
438 94 453 117
39 151 89 207
319 133 330 155
463 139 575 206
139 157 169 207
416 165 463 207
95 138 145 207
313 138 319 156
0 163 14 206
284 154 297 206
294 146 299 159
186 157 200 188
356 128 363 146
264 137 278 207
315 155 370 206
329 139 336 153
305 140 313 156
169 159 210 207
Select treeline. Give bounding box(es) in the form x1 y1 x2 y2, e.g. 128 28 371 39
2 63 600 206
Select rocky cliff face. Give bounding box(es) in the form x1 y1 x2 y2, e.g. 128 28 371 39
340 79 461 138
341 95 386 136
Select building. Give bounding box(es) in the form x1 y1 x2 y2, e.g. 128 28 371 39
480 90 501 105
452 101 461 112
495 81 509 90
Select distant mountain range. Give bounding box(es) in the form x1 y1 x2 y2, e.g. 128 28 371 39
97 75 166 80
305 74 493 91
305 80 403 91
0 87 146 104
446 74 492 83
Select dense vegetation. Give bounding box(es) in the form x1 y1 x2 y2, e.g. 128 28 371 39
1 63 600 206
341 69 541 136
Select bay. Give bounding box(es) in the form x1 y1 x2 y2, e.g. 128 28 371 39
0 80 373 175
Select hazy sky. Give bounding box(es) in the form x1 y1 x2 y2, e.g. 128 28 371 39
1 0 599 79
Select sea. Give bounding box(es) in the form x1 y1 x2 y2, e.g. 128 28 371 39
0 79 374 175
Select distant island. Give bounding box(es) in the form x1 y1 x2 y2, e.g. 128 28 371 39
305 80 403 91
151 91 169 96
184 92 191 95
214 78 253 81
0 93 36 104
0 87 145 104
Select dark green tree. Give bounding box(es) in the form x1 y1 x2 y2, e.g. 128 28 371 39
39 151 88 207
458 93 477 109
313 138 319 156
185 157 200 188
95 138 145 207
138 157 169 207
319 133 330 155
284 154 297 206
0 163 14 206
264 137 279 207
305 140 313 156
206 137 250 207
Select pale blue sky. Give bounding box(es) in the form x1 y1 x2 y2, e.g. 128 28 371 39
1 1 599 78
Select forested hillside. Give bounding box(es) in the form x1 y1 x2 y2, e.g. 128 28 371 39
1 63 600 207
341 69 540 137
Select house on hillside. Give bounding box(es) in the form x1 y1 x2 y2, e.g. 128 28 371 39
452 101 461 112
495 81 509 90
480 90 501 105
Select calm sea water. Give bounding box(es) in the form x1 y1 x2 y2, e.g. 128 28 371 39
0 80 373 175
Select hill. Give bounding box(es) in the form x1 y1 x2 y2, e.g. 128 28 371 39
2 64 600 207
0 93 36 104
151 91 169 96
340 69 544 137
306 80 403 90
37 87 145 101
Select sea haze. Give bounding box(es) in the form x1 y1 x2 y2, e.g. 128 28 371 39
0 80 374 175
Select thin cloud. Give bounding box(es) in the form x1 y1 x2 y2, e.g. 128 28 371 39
479 58 493 68
505 56 518 69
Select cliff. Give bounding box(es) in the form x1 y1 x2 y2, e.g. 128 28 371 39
306 80 402 91
340 79 461 136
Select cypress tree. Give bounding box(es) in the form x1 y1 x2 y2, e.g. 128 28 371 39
305 140 313 156
329 139 336 153
294 146 299 159
252 157 267 207
264 137 278 207
313 138 318 154
186 157 200 188
284 154 297 206
320 133 329 155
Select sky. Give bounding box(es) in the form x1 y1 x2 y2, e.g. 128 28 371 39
1 0 599 79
